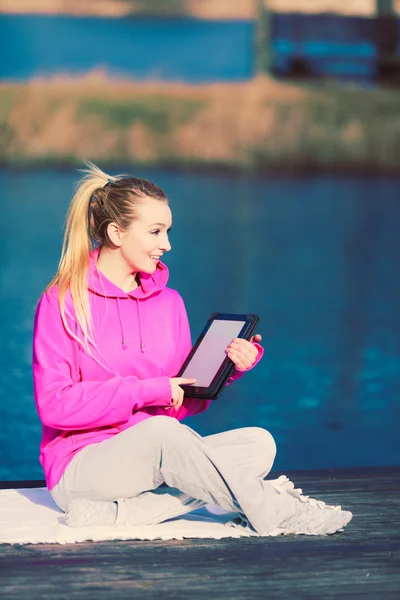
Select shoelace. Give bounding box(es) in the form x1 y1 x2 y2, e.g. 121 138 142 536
268 475 342 511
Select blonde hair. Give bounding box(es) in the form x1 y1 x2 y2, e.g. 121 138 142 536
45 161 168 360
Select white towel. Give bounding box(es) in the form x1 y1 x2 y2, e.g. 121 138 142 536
0 487 261 545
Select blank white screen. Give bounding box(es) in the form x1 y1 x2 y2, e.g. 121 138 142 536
181 320 246 387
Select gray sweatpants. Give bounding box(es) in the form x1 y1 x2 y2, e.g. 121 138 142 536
50 416 294 535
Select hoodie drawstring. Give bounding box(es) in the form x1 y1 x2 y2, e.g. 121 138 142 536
116 297 145 353
136 299 145 353
116 297 127 350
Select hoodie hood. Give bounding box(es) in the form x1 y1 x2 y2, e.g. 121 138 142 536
87 247 169 353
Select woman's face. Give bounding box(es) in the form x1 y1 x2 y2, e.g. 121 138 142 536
117 197 173 273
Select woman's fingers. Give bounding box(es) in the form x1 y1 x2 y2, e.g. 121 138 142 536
227 347 252 370
239 340 258 357
231 339 258 359
173 377 197 386
173 392 183 410
250 333 262 343
227 348 251 370
227 338 259 370
165 377 196 411
169 381 186 411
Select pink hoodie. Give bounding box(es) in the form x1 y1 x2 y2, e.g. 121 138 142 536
32 248 264 490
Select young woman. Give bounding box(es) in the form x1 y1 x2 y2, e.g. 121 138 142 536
32 163 352 536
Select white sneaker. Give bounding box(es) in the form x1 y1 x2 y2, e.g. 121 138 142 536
269 475 353 536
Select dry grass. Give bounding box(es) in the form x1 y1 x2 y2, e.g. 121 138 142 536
2 71 400 172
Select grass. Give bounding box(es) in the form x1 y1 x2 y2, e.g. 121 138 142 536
0 88 18 157
2 73 400 173
78 96 207 135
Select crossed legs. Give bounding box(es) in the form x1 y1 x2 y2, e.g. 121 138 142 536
51 416 293 534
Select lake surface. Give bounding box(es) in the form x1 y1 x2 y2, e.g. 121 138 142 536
1 167 399 481
1 14 397 82
0 15 254 82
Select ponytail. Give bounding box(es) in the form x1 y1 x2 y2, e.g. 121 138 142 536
45 161 117 359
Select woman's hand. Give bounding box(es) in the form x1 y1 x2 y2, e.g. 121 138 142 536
164 377 197 412
226 334 262 371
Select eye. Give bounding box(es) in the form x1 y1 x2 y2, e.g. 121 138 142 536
151 230 160 235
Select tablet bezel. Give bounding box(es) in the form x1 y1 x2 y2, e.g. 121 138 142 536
176 312 259 400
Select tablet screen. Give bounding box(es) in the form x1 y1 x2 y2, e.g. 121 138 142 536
180 319 246 387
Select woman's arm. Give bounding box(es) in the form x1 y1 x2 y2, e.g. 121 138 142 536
33 292 172 430
169 295 264 421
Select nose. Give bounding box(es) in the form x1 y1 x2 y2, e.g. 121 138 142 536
160 233 171 252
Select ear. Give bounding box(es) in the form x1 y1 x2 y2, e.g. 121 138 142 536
106 222 125 247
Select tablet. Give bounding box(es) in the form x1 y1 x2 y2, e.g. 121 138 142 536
176 312 259 400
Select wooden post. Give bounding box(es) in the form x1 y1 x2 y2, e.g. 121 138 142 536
255 0 271 74
375 0 400 84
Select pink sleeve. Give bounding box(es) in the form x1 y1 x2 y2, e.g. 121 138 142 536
169 296 263 421
32 292 172 430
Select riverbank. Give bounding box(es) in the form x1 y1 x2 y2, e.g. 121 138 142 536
0 0 256 20
2 73 400 173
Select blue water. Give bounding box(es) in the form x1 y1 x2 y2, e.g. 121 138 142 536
1 168 399 481
271 13 378 78
1 13 398 82
272 40 376 78
0 15 254 82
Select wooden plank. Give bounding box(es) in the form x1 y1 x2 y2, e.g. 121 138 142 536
0 480 45 490
1 465 398 489
1 467 399 599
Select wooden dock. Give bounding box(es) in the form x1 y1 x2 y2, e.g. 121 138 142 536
0 466 399 599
